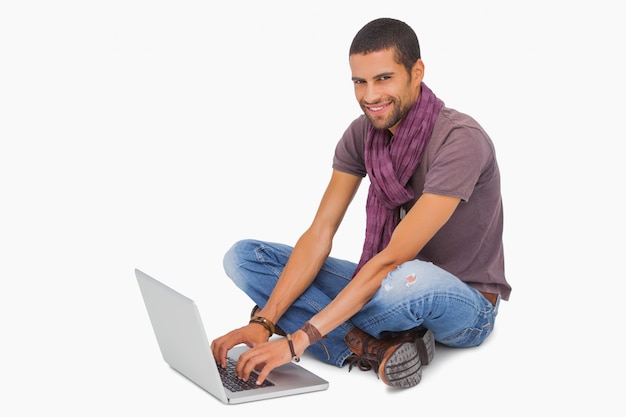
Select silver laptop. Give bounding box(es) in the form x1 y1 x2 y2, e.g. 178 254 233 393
135 268 329 404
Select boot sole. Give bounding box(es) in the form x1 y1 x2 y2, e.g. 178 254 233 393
380 342 422 388
416 329 435 366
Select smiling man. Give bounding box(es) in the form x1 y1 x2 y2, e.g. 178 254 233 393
211 17 511 389
351 51 423 133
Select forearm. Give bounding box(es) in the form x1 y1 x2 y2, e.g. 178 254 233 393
285 255 395 358
307 254 395 337
305 193 461 339
255 228 332 324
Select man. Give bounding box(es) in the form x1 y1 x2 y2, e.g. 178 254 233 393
211 17 511 389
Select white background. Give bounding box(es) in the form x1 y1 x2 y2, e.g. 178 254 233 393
1 0 624 415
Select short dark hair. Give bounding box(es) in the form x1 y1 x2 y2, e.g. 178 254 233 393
349 18 421 75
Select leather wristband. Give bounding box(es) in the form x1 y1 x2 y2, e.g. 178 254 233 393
249 316 276 336
300 321 323 344
299 321 330 360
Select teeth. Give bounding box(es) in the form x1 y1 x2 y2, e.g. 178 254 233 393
370 106 384 111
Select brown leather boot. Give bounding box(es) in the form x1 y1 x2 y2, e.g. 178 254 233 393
379 326 436 365
344 327 428 388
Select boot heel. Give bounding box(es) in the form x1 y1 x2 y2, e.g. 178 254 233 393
416 328 435 365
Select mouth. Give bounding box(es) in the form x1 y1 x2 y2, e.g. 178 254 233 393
364 101 391 115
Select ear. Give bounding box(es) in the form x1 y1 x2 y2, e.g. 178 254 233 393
412 59 425 83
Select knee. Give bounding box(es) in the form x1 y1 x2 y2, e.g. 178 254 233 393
223 239 259 279
384 260 437 289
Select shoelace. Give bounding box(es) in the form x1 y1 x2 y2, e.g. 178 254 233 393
345 332 386 373
347 354 380 373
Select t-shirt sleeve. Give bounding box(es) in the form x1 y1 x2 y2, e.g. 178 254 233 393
423 124 495 202
332 115 368 178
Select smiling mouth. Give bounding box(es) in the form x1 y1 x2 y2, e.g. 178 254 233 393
365 102 390 113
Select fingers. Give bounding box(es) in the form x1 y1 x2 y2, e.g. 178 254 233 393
236 339 291 385
210 334 231 368
211 326 290 384
238 355 269 384
210 325 267 368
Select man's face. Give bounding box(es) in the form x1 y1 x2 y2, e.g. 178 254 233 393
349 48 423 134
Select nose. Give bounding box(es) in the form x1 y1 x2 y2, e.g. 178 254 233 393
361 83 381 104
363 83 380 103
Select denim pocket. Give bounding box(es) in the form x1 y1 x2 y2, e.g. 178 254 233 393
438 308 495 347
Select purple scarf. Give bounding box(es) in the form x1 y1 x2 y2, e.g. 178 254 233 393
353 83 444 277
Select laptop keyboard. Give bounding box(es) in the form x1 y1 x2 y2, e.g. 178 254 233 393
217 357 275 392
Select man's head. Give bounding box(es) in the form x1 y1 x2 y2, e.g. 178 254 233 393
349 18 421 76
349 18 424 134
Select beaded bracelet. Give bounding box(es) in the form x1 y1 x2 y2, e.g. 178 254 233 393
286 333 300 362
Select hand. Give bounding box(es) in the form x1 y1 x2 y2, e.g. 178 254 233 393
235 336 300 385
210 323 270 368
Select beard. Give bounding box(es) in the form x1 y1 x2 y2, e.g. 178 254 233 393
362 97 413 131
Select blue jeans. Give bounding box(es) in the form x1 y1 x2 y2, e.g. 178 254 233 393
223 239 499 368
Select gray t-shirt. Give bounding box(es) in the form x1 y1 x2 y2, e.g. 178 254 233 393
333 108 511 300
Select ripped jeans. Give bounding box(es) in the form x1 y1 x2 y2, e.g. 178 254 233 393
223 239 500 368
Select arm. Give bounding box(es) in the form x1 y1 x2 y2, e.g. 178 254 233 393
253 170 362 327
211 170 361 372
305 192 461 337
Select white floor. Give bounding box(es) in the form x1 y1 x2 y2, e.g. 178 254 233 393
4 260 619 416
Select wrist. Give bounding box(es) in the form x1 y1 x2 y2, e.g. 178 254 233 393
249 316 276 337
284 329 312 363
286 333 302 362
296 321 330 360
299 321 323 344
293 329 310 352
